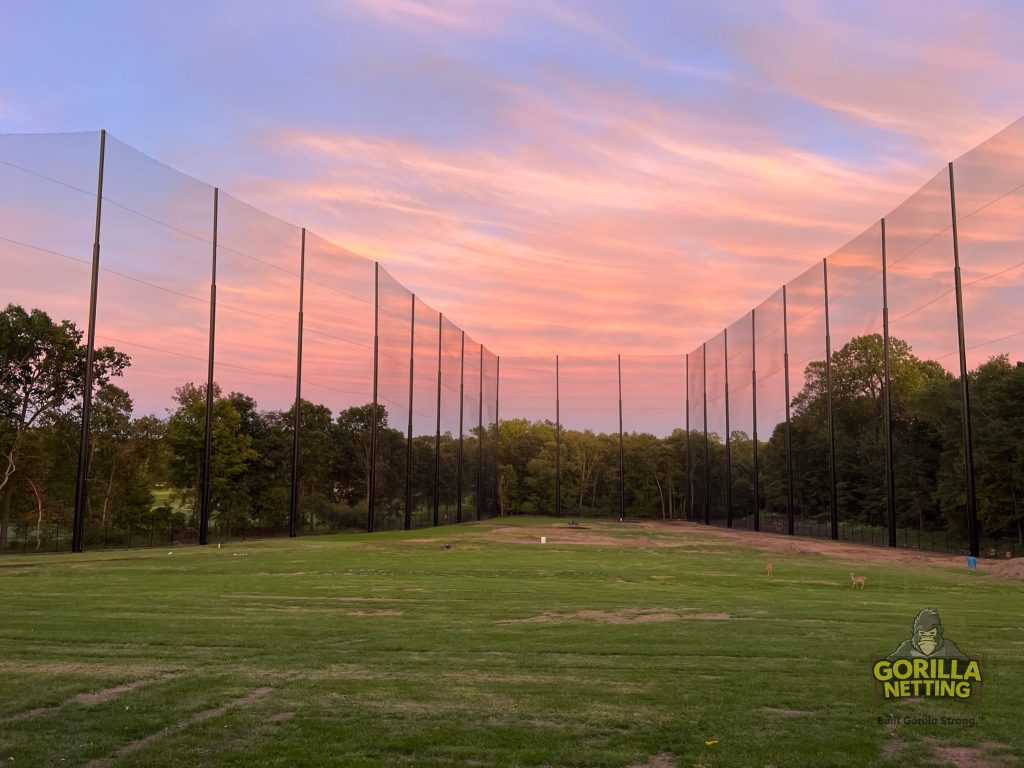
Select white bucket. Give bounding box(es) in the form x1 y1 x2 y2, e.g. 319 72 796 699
540 536 547 544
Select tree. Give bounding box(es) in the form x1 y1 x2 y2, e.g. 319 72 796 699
0 304 128 546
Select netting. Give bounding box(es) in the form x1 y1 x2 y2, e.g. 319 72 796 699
754 289 788 533
884 169 964 552
0 132 99 553
825 224 886 545
726 313 756 530
705 332 728 525
785 261 830 540
408 298 440 528
619 355 686 520
374 266 412 531
481 347 499 519
460 336 481 521
300 232 374 533
438 318 464 523
686 344 705 523
212 192 300 539
952 118 1024 557
90 137 215 548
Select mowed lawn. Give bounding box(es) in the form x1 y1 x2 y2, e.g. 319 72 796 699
0 518 1021 768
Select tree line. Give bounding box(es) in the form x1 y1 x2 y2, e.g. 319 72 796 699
2 302 1022 550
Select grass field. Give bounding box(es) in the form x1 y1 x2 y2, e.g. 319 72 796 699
0 518 1020 767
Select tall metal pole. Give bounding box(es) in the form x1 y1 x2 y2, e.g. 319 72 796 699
751 310 760 532
685 353 691 521
783 285 795 536
72 129 106 553
617 354 625 520
289 228 305 538
881 219 897 547
723 329 732 528
477 345 484 521
433 314 442 527
368 263 379 533
555 355 561 517
405 295 415 530
456 330 465 523
823 259 839 540
495 356 500 516
702 342 710 525
948 162 980 558
198 186 219 547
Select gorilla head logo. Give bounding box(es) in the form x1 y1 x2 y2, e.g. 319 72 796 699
887 608 967 660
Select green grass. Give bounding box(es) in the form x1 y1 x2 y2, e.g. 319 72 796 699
0 518 1021 767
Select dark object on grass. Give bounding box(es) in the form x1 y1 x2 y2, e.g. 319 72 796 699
440 544 453 551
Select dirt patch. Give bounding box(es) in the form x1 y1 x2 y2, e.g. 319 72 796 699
0 676 176 724
760 707 812 717
84 687 273 768
73 677 172 706
498 608 742 625
882 735 905 761
499 608 682 625
268 711 295 723
981 559 1024 579
347 609 404 617
638 521 1022 578
627 753 676 768
924 740 1015 768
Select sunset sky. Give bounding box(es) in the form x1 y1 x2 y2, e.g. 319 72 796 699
2 1 1023 431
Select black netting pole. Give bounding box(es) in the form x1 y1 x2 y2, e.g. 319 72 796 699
618 354 625 521
783 285 795 536
751 310 760 532
289 228 305 538
880 219 897 547
198 186 218 548
456 330 465 524
72 129 106 553
724 329 732 528
368 263 379 533
433 314 442 527
684 353 690 522
948 162 980 558
702 342 710 526
555 355 561 518
823 258 839 540
494 356 500 517
477 344 484 521
405 295 415 531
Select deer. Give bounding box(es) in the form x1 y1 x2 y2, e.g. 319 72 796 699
850 572 867 589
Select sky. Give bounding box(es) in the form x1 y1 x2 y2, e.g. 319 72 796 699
2 1 1024 431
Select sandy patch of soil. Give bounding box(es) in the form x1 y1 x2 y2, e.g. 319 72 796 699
923 739 1015 768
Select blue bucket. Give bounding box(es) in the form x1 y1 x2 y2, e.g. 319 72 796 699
967 556 977 569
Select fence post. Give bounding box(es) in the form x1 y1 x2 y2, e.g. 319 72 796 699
72 129 107 553
289 228 305 538
405 295 415 530
685 353 690 522
783 285 795 536
198 187 219 547
947 162 980 559
880 219 897 547
368 263 379 533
